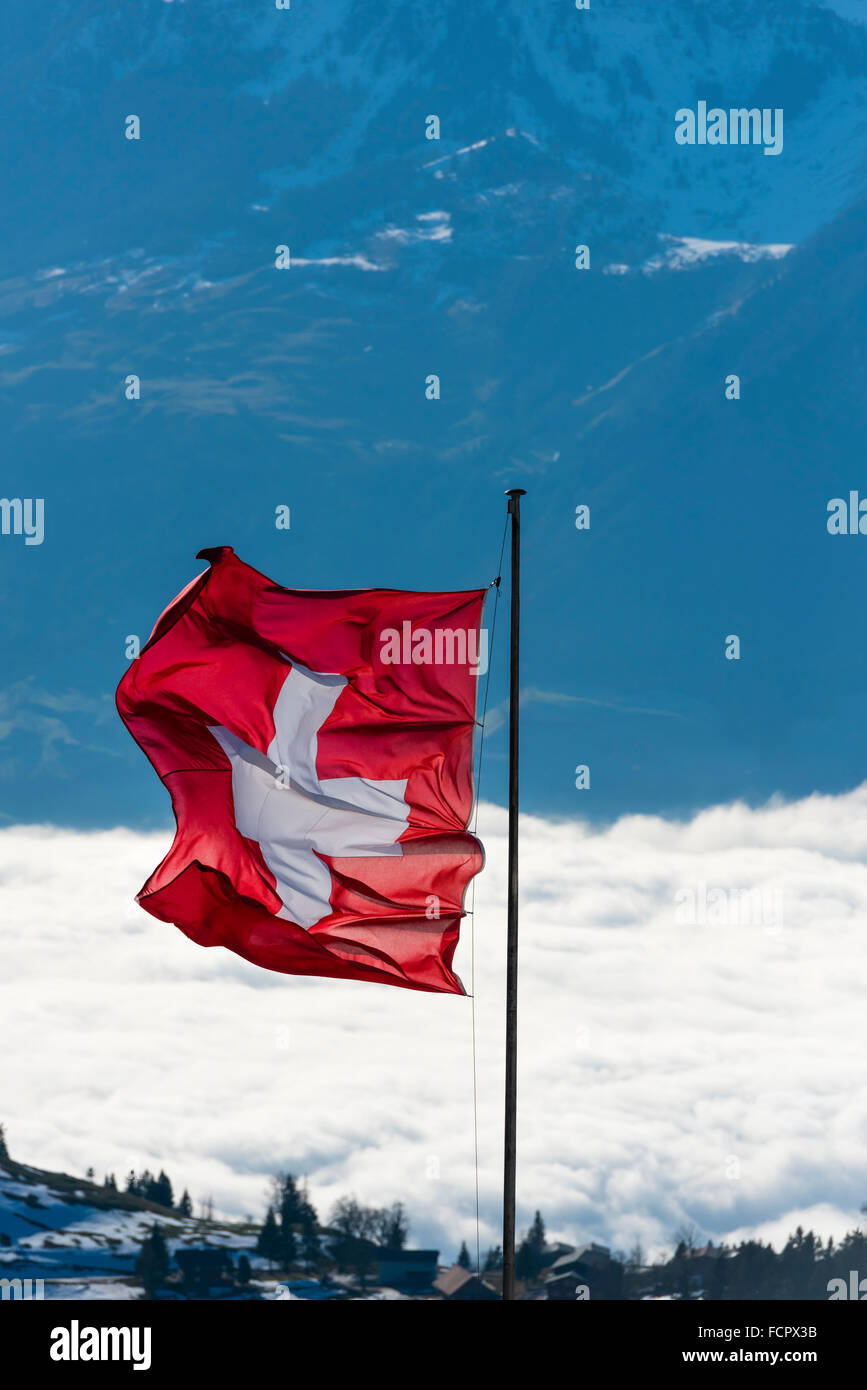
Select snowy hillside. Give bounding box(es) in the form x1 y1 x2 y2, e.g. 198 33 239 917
0 1154 420 1300
0 1154 255 1297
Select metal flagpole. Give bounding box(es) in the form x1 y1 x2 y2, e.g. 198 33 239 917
502 487 525 1301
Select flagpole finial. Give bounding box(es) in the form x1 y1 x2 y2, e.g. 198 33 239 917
196 546 235 564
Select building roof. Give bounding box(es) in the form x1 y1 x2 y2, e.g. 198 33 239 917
376 1248 439 1265
546 1243 612 1275
433 1264 499 1298
434 1265 474 1297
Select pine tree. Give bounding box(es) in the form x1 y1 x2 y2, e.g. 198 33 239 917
528 1210 546 1259
484 1245 503 1271
237 1254 252 1286
515 1237 535 1280
135 1224 170 1298
279 1221 298 1269
256 1208 282 1269
300 1198 321 1264
152 1170 173 1209
177 1189 193 1218
457 1241 471 1269
278 1174 305 1228
273 1174 320 1267
515 1211 547 1282
0 1124 8 1163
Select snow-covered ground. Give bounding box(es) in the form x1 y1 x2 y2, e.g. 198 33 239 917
0 1161 419 1299
0 1163 254 1282
40 1280 143 1301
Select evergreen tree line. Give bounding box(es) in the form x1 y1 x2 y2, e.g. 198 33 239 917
454 1211 545 1278
462 1210 867 1301
255 1180 411 1284
10 1124 867 1299
111 1167 193 1217
653 1224 867 1301
255 1174 321 1268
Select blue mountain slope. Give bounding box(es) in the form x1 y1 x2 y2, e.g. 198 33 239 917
1 0 865 822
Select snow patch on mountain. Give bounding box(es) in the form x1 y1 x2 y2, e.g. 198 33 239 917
602 235 794 276
290 253 386 271
377 212 453 246
642 235 795 273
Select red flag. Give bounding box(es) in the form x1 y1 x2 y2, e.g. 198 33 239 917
116 547 486 994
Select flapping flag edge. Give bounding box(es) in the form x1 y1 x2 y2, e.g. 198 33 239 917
116 547 488 996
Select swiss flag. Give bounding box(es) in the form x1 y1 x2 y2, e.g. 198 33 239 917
116 547 486 995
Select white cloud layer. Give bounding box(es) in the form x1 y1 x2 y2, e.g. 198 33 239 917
2 786 867 1261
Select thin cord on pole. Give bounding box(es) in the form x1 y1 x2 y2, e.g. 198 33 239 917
467 511 508 1281
470 517 507 816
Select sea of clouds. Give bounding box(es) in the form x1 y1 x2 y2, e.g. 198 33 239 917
2 786 867 1261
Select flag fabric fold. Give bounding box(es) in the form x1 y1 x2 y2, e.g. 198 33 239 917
116 547 486 994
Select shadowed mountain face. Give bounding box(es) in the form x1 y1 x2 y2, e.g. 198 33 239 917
4 0 866 261
1 1 865 823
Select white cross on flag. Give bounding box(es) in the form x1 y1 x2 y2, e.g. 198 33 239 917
116 547 486 994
